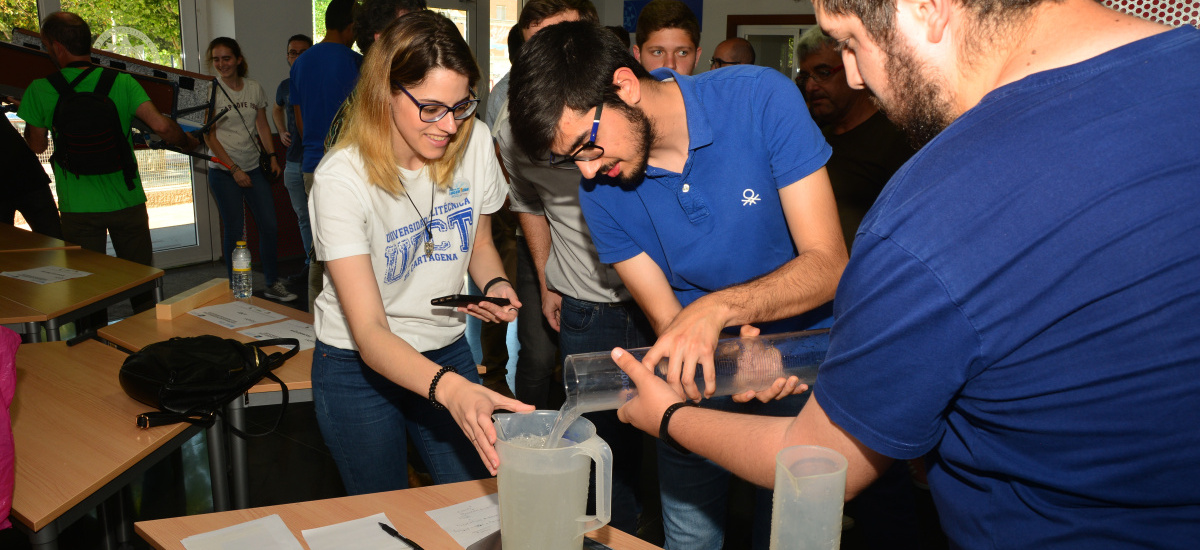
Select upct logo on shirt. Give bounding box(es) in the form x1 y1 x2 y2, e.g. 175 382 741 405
382 197 474 283
448 178 470 199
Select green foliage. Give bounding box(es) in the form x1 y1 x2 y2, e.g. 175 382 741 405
0 0 41 41
313 0 332 42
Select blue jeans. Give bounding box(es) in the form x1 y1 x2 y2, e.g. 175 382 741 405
559 295 656 535
208 167 280 285
312 337 490 495
283 160 311 266
658 394 809 550
513 237 562 409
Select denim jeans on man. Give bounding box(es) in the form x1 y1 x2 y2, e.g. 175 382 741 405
312 337 490 495
559 295 656 535
208 167 281 285
283 160 312 267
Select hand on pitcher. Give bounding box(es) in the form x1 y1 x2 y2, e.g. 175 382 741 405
438 373 534 474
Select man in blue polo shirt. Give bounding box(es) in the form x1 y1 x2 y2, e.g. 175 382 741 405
290 0 360 309
508 21 847 549
594 0 1200 549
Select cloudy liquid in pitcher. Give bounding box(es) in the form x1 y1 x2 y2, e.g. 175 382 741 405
498 434 591 549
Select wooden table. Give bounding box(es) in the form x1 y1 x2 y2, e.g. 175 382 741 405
98 292 314 510
10 340 209 550
0 248 164 341
135 478 663 550
0 224 79 252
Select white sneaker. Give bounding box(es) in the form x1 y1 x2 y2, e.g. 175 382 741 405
264 281 297 302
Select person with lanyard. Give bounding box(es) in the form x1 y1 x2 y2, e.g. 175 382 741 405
203 37 296 303
308 11 533 493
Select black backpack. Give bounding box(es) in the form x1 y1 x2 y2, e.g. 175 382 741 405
46 66 139 190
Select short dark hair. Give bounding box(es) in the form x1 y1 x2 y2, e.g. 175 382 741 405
325 0 357 32
814 0 1048 44
517 0 598 33
635 0 699 48
508 21 651 161
506 24 524 65
41 11 92 57
288 34 314 46
606 25 631 49
355 0 427 53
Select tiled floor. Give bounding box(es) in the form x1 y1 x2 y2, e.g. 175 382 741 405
2 259 946 549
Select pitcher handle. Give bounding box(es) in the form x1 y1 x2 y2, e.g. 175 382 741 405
572 435 613 535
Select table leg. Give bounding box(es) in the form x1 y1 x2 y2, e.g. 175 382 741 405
206 422 231 512
24 322 43 343
227 397 250 509
24 520 60 550
154 278 165 302
45 318 60 342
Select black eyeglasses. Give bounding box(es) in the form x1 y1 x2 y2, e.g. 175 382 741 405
395 82 479 123
797 64 845 86
710 57 741 68
550 103 604 166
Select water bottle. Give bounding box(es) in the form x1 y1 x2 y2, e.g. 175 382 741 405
231 240 253 301
562 329 831 414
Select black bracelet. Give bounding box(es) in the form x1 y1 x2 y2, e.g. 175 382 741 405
482 276 509 295
428 365 455 410
659 401 698 455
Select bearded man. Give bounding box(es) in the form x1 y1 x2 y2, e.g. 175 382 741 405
509 20 847 549
560 0 1200 548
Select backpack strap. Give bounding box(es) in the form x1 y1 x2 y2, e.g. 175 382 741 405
91 68 139 190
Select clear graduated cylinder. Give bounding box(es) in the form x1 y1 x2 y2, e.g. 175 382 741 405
562 329 831 414
231 240 253 301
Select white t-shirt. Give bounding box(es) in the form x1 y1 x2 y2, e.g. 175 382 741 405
309 123 507 352
209 78 269 171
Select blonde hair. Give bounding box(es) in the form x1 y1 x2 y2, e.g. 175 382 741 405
335 11 480 195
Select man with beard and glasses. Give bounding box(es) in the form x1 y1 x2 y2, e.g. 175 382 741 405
508 21 846 550
796 26 915 251
597 0 1200 548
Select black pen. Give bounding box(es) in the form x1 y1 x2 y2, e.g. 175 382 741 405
379 522 424 549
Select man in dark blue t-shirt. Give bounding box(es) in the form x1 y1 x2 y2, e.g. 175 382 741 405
289 0 361 309
508 22 847 548
606 0 1200 548
274 33 311 279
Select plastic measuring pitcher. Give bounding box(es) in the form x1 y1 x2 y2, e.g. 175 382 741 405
493 410 613 550
770 445 848 550
563 328 830 414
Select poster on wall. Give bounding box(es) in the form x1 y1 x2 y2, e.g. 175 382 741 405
623 0 704 32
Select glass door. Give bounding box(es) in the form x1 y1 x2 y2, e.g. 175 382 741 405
18 0 218 267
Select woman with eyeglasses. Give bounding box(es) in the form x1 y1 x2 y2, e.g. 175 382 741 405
308 11 532 494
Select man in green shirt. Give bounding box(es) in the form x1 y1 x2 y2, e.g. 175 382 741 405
19 11 197 314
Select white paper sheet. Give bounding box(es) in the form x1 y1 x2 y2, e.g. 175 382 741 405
239 319 316 350
181 514 303 550
0 266 91 284
425 493 500 549
190 301 286 329
302 512 415 550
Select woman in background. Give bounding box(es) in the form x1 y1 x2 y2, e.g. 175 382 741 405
204 37 296 302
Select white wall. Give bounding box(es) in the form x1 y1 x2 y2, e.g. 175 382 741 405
201 0 312 133
698 0 814 72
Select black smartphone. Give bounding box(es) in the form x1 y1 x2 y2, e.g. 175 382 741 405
431 294 511 308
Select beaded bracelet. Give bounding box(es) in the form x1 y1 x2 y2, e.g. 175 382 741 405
428 365 455 410
229 162 241 173
482 276 509 296
659 401 698 455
